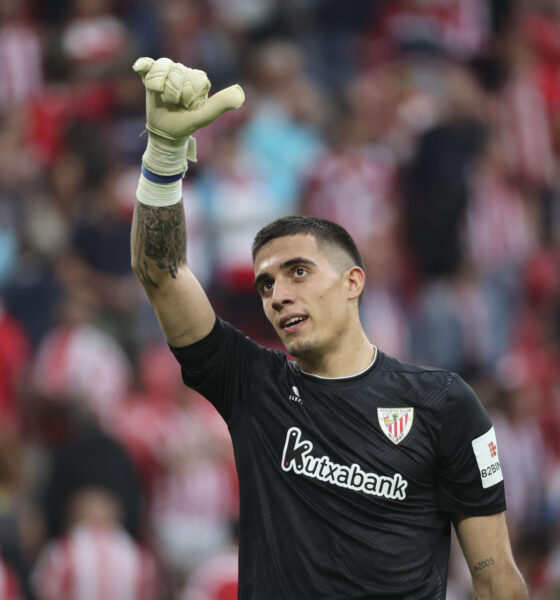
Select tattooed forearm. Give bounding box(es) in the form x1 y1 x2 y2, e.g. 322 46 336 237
131 201 187 288
473 557 494 572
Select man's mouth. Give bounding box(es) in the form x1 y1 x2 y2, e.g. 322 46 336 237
280 315 308 334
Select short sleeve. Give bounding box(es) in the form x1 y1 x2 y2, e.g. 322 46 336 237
169 318 276 424
436 374 506 516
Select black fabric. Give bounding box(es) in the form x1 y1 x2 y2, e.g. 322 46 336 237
73 217 132 276
44 429 143 539
170 319 506 599
401 120 487 280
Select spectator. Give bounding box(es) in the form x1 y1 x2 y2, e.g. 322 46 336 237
32 293 131 429
33 487 158 600
150 387 237 586
0 0 43 115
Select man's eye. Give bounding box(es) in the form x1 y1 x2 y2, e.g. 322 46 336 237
294 268 307 278
262 281 274 292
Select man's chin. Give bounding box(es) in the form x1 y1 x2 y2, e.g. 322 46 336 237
284 339 316 360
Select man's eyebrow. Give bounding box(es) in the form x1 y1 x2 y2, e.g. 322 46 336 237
253 257 317 289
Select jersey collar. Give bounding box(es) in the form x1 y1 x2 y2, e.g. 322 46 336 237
299 346 378 381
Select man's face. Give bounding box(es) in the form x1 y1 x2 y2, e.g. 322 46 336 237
253 234 354 360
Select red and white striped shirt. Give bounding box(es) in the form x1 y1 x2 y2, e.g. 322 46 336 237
498 70 555 187
365 0 489 61
302 145 397 251
465 166 536 271
151 400 236 522
32 324 131 427
33 525 158 600
0 22 42 113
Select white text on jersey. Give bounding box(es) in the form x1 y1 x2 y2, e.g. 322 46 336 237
282 427 408 501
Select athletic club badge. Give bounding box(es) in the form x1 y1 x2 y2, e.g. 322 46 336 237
377 408 414 444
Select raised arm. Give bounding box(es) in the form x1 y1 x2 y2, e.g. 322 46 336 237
130 58 244 347
454 512 529 600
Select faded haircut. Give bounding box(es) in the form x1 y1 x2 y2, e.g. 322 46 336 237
252 215 365 302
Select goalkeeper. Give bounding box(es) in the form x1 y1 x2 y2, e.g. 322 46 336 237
130 57 528 599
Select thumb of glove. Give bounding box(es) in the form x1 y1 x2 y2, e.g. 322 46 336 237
185 85 245 132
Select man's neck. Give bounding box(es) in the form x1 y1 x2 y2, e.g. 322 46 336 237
297 331 376 379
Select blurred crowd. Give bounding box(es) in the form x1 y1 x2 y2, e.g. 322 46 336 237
0 0 559 598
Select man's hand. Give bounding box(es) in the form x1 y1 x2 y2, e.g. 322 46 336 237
133 57 245 140
133 57 245 175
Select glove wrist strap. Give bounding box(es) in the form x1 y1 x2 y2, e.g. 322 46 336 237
141 164 185 183
141 131 197 176
136 172 182 207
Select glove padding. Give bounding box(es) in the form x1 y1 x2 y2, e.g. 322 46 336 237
133 57 245 175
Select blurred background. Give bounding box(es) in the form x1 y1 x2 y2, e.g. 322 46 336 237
0 0 559 598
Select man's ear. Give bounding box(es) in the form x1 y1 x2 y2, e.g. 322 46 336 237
346 266 365 301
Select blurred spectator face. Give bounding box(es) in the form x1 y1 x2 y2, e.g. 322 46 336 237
0 0 26 20
54 291 97 326
139 343 182 400
50 152 87 210
62 0 129 72
345 67 407 142
95 170 129 218
67 487 122 529
73 0 113 18
252 41 303 94
162 0 203 39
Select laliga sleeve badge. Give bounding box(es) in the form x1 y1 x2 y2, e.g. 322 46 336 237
472 427 503 488
377 408 414 444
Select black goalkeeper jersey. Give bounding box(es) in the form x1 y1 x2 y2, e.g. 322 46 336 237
170 318 506 599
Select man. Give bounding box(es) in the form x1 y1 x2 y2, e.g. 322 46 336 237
130 57 528 599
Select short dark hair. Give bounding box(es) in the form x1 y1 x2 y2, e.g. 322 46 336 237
252 215 364 271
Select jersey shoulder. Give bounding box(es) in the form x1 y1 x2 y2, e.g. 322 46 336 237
379 352 450 376
377 352 455 392
378 352 486 421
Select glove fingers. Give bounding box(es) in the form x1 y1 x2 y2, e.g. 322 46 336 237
180 68 211 109
162 63 187 104
161 64 211 107
132 56 154 78
187 85 245 129
133 57 216 110
143 57 174 93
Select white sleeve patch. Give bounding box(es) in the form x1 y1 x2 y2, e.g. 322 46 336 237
471 427 503 489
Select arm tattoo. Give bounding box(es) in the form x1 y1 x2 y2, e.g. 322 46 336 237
473 557 494 572
132 202 187 288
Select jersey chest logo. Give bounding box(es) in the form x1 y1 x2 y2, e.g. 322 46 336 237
377 408 414 444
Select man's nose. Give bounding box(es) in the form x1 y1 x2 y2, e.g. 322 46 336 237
271 280 294 311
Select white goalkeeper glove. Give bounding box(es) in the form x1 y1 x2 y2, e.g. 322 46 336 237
133 57 245 205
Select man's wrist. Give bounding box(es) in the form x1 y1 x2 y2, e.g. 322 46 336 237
136 171 183 207
141 132 197 176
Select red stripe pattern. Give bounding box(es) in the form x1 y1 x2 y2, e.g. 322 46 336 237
33 525 158 600
389 413 409 439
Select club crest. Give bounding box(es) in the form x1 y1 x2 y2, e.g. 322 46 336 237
377 408 414 444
